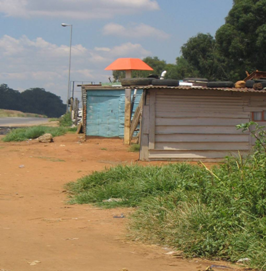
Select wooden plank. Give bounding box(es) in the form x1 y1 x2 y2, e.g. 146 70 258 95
249 97 266 107
156 103 245 108
148 91 156 150
156 105 245 111
155 142 250 151
156 93 242 97
156 134 248 142
156 95 242 100
156 117 248 126
149 150 249 159
139 91 149 160
124 88 131 145
76 122 83 134
156 103 244 110
156 111 249 118
156 98 245 104
142 106 149 134
140 134 149 161
130 92 144 138
156 108 245 114
244 106 266 112
145 93 150 105
156 125 249 135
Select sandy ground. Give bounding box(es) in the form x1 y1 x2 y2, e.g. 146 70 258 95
0 133 243 271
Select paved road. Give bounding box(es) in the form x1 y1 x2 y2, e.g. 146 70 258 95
0 117 50 127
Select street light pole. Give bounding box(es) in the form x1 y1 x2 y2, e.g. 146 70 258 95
62 23 73 113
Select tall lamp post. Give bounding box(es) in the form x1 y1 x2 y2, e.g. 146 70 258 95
61 23 72 112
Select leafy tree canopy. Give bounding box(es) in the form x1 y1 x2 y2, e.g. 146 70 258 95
0 84 66 117
215 0 266 80
112 0 265 82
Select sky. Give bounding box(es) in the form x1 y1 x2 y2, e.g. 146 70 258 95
0 0 234 103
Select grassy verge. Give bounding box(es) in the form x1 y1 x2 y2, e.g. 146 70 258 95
2 112 77 142
2 126 69 142
66 152 266 270
49 118 59 122
0 109 47 118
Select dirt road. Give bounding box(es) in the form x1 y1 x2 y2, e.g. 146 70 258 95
0 134 240 271
0 117 50 127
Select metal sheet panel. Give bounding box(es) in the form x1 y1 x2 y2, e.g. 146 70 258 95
86 89 142 137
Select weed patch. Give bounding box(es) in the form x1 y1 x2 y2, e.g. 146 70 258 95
2 126 68 142
128 144 140 152
59 113 72 127
67 127 77 133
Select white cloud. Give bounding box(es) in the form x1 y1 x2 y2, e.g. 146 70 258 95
0 35 151 100
0 0 159 19
94 47 111 52
103 23 170 39
0 35 24 56
110 42 151 57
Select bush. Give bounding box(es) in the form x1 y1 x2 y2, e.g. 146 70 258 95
59 112 72 127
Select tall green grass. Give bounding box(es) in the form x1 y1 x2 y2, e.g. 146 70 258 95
59 112 72 127
129 153 266 270
128 144 140 152
66 152 266 270
66 122 266 270
67 156 266 269
2 126 68 142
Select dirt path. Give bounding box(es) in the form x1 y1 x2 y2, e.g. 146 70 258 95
0 134 241 271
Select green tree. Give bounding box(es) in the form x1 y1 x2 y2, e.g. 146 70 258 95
20 88 66 117
0 84 22 110
174 57 199 79
215 0 266 80
0 84 66 117
181 33 228 80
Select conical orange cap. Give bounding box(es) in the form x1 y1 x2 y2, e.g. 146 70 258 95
105 58 153 71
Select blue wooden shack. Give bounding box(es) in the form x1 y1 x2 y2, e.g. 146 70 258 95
81 85 142 138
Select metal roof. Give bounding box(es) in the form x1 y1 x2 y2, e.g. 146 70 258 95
141 85 266 93
81 84 266 93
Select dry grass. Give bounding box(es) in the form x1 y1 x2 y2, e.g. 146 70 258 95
0 109 46 118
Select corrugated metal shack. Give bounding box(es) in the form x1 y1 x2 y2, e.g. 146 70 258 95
81 84 265 161
81 85 142 137
138 86 266 161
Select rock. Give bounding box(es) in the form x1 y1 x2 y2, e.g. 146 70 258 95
113 214 125 218
103 198 124 203
165 250 183 256
236 258 250 263
29 260 41 266
38 133 53 143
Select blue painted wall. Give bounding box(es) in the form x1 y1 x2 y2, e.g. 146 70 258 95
86 89 143 137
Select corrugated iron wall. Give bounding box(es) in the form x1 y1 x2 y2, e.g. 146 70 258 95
140 89 266 161
85 89 142 137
